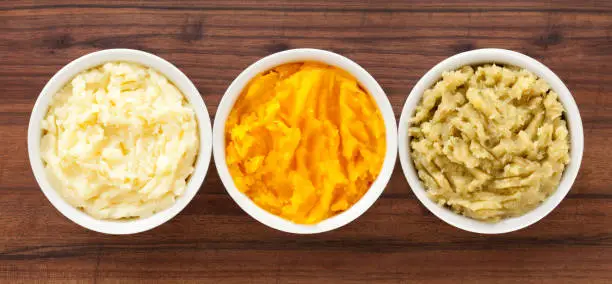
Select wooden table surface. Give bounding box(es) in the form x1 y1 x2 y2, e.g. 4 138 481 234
1 1 611 283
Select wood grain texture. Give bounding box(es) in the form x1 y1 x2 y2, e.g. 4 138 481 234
0 0 611 283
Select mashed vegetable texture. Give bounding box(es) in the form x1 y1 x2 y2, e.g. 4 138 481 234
41 62 199 219
409 64 570 222
226 62 386 224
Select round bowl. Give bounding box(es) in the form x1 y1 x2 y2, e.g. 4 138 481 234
398 48 584 234
28 49 213 234
213 48 397 234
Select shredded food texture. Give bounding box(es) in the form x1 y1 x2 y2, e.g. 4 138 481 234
409 64 570 222
225 62 386 224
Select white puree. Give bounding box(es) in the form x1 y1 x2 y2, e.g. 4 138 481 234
41 62 199 219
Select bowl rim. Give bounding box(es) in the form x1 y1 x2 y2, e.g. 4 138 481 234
213 48 398 234
27 48 213 235
397 48 584 234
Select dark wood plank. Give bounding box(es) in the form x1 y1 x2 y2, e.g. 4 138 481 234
0 0 610 283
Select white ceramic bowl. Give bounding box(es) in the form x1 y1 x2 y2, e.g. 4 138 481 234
28 49 213 234
398 48 584 234
213 48 397 234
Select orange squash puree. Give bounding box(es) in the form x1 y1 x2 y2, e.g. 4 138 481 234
225 62 386 224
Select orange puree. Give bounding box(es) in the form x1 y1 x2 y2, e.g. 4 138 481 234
225 62 386 224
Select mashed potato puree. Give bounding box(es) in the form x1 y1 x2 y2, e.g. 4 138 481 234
409 64 570 222
41 62 199 220
225 62 386 224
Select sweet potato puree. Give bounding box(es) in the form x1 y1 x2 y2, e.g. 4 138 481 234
225 62 386 224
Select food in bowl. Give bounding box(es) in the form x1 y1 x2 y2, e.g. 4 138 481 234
408 64 570 222
40 62 199 220
225 62 386 224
